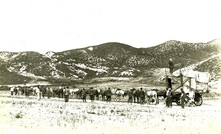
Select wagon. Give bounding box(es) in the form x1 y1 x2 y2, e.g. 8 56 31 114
171 90 206 106
157 88 207 106
162 69 211 106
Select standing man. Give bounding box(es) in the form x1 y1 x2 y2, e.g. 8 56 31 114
168 58 174 74
89 87 95 102
105 87 112 103
46 86 52 99
127 89 133 104
133 89 140 103
25 86 30 97
165 88 172 108
40 85 47 98
59 85 64 98
139 88 145 104
82 88 87 102
180 88 186 109
188 88 195 106
64 87 70 102
35 86 41 100
14 86 18 95
10 86 14 96
100 89 106 101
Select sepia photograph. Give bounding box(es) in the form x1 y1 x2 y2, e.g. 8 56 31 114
0 0 221 133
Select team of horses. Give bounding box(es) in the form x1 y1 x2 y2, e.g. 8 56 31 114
10 85 161 104
55 86 160 104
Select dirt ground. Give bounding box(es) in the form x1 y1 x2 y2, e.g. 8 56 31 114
0 92 221 134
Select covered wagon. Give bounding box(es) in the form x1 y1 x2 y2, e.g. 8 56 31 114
166 69 211 106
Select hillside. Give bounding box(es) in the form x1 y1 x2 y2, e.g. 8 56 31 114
0 63 31 85
0 39 221 85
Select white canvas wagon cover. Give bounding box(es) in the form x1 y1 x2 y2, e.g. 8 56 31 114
172 69 211 83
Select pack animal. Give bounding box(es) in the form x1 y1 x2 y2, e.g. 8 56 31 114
146 90 158 105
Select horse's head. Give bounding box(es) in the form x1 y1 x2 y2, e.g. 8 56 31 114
111 88 117 94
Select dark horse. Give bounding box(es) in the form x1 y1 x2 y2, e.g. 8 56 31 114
131 88 140 103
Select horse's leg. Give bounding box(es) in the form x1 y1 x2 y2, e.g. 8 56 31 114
70 93 72 99
155 97 157 105
102 95 104 101
119 95 120 102
118 95 120 102
156 96 159 105
148 97 150 105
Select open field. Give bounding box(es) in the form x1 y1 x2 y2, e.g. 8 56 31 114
0 92 221 134
1 77 221 134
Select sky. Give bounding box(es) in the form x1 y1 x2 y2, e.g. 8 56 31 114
0 0 221 54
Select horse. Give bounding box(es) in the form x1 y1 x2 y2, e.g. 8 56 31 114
123 89 129 98
51 86 63 98
111 88 125 102
69 88 81 99
146 90 158 105
104 88 112 102
100 89 106 101
132 88 140 103
116 89 125 102
94 88 101 100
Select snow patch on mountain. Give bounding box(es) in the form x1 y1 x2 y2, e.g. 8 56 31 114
76 69 87 76
75 63 108 73
7 65 46 80
48 62 64 78
45 51 55 58
119 69 135 76
79 50 87 53
88 47 93 51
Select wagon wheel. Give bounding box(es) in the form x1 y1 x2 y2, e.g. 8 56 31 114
174 94 182 106
194 95 203 106
176 98 181 106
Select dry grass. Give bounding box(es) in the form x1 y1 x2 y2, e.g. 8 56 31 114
0 95 221 134
0 77 220 134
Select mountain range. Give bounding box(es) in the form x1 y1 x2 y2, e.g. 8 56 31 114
0 38 221 85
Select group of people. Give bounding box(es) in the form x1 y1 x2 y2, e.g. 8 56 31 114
166 58 196 109
9 85 148 104
10 85 55 100
50 86 113 103
165 87 193 109
9 84 195 109
127 88 146 104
